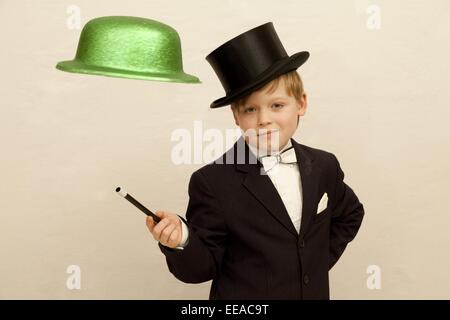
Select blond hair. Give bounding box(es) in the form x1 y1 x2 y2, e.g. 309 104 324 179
230 70 304 126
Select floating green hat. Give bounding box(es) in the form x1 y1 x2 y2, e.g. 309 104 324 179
56 16 200 83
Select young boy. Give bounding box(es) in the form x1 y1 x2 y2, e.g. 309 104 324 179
146 22 365 299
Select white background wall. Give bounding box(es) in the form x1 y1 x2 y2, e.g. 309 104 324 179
0 0 449 299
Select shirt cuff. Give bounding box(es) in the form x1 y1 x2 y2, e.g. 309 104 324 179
174 216 189 250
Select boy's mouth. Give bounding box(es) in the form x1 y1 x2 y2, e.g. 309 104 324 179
257 130 279 136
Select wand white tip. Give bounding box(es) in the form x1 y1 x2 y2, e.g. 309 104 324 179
115 187 127 198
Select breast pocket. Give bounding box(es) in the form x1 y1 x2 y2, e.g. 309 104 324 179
313 207 330 224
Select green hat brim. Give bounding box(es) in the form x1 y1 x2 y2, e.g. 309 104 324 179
56 60 201 84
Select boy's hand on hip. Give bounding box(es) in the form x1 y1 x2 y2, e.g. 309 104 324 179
146 210 182 248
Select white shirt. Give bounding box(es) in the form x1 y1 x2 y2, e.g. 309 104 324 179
173 139 303 250
249 139 303 234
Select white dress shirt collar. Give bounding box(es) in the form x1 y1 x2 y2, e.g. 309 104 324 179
246 137 294 159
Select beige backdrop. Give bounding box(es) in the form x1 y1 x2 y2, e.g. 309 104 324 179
0 0 449 299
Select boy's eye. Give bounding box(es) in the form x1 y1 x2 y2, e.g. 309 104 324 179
243 104 283 113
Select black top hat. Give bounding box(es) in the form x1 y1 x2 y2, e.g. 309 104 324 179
206 22 309 109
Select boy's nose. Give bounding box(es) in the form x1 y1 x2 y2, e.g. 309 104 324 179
258 109 272 126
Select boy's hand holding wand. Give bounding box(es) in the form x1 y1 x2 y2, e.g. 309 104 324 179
116 187 183 248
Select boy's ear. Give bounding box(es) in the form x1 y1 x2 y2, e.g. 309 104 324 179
231 107 239 126
297 92 308 116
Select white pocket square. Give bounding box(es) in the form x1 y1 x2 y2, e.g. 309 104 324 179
317 192 328 214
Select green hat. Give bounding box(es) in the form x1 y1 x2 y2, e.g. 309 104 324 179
56 16 200 84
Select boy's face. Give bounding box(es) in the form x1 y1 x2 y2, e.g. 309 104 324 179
231 77 307 153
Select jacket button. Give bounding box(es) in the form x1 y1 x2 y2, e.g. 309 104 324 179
298 238 305 248
303 275 310 285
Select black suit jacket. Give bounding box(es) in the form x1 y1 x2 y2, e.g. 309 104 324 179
158 136 364 299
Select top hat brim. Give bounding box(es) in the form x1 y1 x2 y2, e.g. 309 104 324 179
210 51 309 108
56 59 201 84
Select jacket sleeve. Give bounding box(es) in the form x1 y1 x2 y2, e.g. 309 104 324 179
328 154 365 270
158 169 229 283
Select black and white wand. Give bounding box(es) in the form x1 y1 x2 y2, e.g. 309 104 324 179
115 187 161 223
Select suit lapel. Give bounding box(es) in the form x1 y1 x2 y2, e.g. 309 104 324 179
234 136 321 238
292 138 322 238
